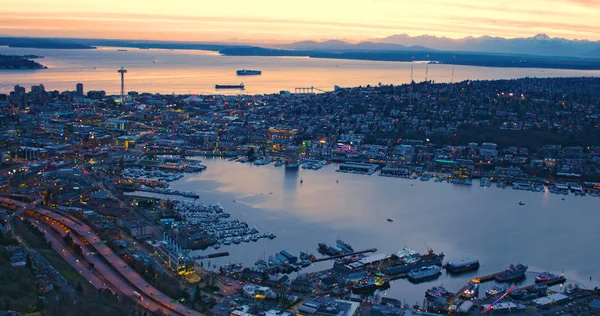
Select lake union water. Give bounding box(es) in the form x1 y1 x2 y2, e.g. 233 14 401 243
148 157 600 303
2 46 600 95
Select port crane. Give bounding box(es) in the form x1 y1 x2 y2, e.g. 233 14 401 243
482 285 516 314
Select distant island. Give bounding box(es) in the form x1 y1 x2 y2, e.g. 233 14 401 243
0 37 96 49
217 46 600 71
1 36 600 70
0 54 47 69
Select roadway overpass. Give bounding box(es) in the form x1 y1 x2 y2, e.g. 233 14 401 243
1 194 202 316
31 207 203 316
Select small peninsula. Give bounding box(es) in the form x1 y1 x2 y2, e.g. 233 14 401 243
0 54 47 69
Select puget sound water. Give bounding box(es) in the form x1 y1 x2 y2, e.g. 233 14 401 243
2 46 600 95
135 157 600 304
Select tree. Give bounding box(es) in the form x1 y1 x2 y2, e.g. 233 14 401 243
76 281 84 294
26 254 32 270
64 233 73 247
246 147 255 158
194 285 202 302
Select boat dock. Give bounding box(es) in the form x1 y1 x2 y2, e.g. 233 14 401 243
477 271 502 283
311 248 378 263
448 271 502 304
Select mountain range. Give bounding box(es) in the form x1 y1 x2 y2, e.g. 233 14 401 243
280 34 600 58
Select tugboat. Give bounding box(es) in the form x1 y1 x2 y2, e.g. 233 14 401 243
535 272 566 285
351 277 390 294
461 282 479 299
300 252 316 261
318 243 335 256
486 285 509 297
495 264 528 282
519 201 525 206
425 286 450 299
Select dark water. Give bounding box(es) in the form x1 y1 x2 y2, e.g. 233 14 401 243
2 46 600 95
153 157 600 303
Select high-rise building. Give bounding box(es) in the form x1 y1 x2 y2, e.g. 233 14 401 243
11 85 26 108
31 84 45 97
76 83 84 96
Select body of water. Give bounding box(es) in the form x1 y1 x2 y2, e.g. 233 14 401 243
139 157 600 303
2 46 600 95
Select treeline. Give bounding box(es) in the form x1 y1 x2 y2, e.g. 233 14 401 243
0 54 46 69
218 47 600 70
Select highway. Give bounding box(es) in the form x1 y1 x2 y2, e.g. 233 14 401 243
33 208 202 316
29 217 173 315
30 220 107 290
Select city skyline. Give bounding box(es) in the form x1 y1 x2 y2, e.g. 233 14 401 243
1 0 600 44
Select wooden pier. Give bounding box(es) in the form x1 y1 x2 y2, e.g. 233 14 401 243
311 248 378 263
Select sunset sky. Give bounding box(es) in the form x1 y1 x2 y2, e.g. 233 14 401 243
1 0 599 43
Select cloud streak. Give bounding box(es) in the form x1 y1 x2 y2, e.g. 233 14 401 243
0 0 598 42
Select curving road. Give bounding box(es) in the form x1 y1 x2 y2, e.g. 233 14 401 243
33 208 202 316
29 218 173 314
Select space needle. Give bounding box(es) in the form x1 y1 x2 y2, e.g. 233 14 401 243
117 66 127 103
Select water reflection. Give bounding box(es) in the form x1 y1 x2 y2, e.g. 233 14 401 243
169 157 600 303
2 46 600 94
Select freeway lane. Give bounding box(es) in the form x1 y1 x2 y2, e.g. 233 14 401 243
29 217 173 315
35 208 202 316
30 220 106 290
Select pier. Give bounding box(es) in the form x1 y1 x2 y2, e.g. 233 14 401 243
448 271 501 304
311 248 378 263
192 252 230 260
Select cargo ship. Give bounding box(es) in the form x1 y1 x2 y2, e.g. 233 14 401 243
535 272 566 285
408 265 442 281
444 257 480 273
380 248 444 275
215 83 245 89
495 264 528 282
236 69 262 76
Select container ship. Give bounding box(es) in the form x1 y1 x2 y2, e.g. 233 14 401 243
215 83 245 89
495 264 528 282
236 69 262 76
380 248 444 276
444 257 480 273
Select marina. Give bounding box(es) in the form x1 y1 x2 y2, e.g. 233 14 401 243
165 157 600 304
